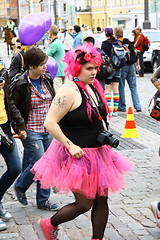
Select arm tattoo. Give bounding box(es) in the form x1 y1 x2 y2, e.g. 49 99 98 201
67 140 71 146
53 96 66 107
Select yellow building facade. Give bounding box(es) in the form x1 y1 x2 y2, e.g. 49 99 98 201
0 0 10 26
76 0 148 31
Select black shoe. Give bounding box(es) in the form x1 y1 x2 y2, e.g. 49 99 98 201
136 109 142 112
117 108 126 112
37 200 59 211
52 187 58 194
14 186 28 206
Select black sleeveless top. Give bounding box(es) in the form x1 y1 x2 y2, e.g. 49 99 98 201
59 86 105 148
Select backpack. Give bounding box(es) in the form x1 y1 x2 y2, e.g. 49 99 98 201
122 38 138 65
96 48 113 81
142 35 150 51
110 40 126 69
100 54 113 77
148 91 160 121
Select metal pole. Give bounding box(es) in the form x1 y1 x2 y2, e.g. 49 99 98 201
155 0 158 29
143 0 151 29
4 0 7 25
90 0 92 29
17 0 21 24
48 0 51 15
30 0 33 13
110 0 113 26
54 0 57 25
104 0 107 27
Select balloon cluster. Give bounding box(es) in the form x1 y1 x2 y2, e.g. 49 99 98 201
18 12 52 46
18 12 58 79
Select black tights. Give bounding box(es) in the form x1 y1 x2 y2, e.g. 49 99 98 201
51 192 109 239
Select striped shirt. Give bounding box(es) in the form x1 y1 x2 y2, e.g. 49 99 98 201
26 77 52 133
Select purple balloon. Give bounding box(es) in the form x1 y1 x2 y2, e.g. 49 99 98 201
46 56 58 79
18 13 46 45
38 12 52 32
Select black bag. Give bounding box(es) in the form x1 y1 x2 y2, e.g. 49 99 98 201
100 54 113 77
148 91 160 121
122 38 138 65
0 127 14 150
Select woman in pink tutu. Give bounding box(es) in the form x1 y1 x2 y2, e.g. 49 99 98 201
31 44 133 240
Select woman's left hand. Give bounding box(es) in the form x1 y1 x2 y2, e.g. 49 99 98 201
68 144 85 159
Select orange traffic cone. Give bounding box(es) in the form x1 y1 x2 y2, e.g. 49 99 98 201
120 106 140 138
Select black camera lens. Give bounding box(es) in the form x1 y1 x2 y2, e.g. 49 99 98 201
97 131 119 148
108 138 119 148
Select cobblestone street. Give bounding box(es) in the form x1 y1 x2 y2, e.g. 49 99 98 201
0 41 160 240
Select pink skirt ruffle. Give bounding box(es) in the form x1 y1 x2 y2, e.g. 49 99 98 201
31 140 133 199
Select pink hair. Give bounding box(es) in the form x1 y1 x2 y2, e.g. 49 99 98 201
63 44 102 79
63 44 110 119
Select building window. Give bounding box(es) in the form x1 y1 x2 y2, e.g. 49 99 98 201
102 18 104 28
118 20 125 28
98 19 100 27
64 3 66 12
93 19 95 29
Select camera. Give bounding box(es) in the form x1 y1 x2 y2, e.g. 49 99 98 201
0 77 4 83
97 131 119 148
0 134 14 151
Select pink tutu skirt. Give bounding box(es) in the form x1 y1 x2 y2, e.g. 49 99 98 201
31 140 133 199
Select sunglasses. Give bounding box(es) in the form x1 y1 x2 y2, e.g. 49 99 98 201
10 45 21 51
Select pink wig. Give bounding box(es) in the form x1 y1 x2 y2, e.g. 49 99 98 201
63 44 110 118
63 44 102 79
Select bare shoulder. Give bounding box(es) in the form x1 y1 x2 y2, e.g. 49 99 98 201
56 80 79 96
52 80 80 109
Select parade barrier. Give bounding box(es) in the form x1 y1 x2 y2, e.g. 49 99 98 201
120 106 140 138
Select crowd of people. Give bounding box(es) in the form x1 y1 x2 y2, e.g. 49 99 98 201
0 20 159 240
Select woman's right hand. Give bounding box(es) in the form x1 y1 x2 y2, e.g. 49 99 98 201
18 130 27 140
68 144 85 159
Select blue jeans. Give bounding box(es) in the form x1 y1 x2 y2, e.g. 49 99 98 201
22 149 30 172
15 130 53 206
138 51 144 76
0 136 21 202
118 64 141 111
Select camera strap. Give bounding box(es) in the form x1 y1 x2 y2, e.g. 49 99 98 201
73 79 108 128
81 85 106 123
